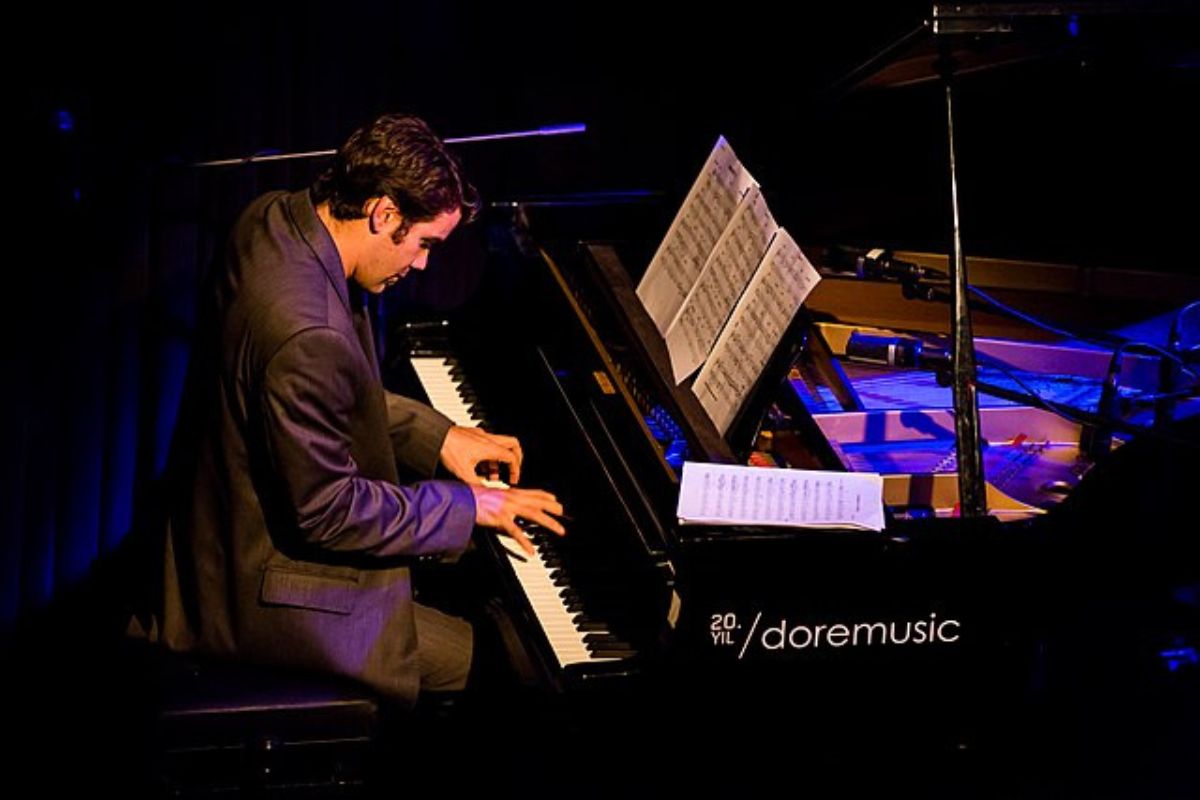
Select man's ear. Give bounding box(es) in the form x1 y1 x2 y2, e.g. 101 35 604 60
366 197 396 235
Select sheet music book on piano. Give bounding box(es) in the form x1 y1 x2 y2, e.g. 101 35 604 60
663 184 777 384
636 136 757 333
677 461 885 532
692 230 822 433
636 136 822 435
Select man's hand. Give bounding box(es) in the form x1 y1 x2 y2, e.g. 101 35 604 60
470 485 564 556
440 426 523 485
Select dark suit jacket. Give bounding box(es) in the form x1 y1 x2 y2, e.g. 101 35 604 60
157 189 475 706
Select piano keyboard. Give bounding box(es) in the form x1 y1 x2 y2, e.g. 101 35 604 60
409 355 628 668
410 356 486 427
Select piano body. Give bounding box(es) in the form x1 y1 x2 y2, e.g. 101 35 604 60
381 197 1199 751
365 7 1200 784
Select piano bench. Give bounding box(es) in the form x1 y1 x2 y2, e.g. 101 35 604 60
150 650 380 796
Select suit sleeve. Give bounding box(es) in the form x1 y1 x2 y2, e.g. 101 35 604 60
260 327 475 557
383 390 453 478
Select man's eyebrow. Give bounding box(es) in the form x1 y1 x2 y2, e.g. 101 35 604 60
419 236 445 245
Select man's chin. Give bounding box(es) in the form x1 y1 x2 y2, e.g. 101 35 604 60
381 272 407 291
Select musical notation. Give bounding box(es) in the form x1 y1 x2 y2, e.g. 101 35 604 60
678 461 885 531
692 230 821 433
637 137 756 333
664 185 777 384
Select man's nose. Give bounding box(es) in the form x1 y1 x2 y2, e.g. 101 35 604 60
410 251 430 271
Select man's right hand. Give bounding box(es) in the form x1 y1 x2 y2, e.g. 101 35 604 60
470 485 565 556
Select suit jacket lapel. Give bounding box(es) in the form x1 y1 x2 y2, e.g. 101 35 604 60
286 189 352 317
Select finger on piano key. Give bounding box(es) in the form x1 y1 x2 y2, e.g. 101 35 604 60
495 533 528 562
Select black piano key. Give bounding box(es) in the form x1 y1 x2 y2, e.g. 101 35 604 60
574 618 608 632
583 633 622 644
587 647 637 659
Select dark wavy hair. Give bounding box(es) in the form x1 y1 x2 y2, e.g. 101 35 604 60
311 114 480 234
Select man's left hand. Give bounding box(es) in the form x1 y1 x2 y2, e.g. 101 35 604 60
439 426 523 485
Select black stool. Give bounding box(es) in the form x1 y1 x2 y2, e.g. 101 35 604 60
150 650 380 796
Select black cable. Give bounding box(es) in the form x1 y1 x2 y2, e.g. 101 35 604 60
974 353 1106 427
1170 301 1200 355
1123 384 1200 406
968 284 1200 381
974 352 1200 450
875 256 1200 380
829 248 1200 444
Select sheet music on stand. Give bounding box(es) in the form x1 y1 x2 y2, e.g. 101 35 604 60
692 231 821 433
664 185 777 384
636 136 823 435
636 137 757 334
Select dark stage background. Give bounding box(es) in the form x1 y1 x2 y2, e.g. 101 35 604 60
4 0 942 631
3 0 1198 758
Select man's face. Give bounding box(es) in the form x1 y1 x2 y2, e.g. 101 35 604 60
354 203 462 293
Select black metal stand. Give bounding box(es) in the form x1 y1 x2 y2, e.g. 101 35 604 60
936 40 989 518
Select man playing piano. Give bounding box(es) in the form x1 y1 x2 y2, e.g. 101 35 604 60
151 113 564 706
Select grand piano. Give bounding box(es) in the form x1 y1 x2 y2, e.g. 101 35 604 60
380 189 1199 765
375 6 1200 781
